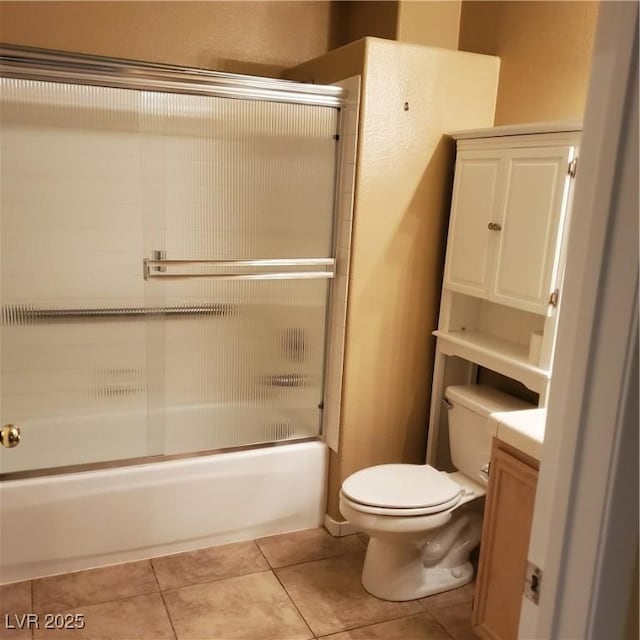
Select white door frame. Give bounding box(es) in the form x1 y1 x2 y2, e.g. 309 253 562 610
520 2 638 638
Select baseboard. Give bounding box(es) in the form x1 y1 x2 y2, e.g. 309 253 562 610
323 513 359 537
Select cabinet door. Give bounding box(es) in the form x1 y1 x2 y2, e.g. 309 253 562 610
491 146 574 314
443 150 504 299
473 442 539 640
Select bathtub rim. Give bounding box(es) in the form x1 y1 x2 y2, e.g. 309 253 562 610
0 435 320 482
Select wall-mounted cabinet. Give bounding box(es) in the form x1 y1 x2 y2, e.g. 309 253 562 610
444 144 575 315
426 123 580 466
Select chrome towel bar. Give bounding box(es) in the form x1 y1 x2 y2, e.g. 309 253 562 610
143 257 336 280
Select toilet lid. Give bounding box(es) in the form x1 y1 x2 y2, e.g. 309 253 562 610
341 464 462 510
340 490 462 517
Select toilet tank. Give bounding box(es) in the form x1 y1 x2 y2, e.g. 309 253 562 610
445 385 534 484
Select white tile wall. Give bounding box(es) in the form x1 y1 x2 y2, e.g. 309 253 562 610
322 75 361 452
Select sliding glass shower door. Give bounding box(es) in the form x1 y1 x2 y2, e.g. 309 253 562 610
141 92 338 455
0 69 339 474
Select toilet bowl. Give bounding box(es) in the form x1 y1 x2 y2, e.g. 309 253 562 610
339 384 534 601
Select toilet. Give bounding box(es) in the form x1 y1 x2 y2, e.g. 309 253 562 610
339 384 533 601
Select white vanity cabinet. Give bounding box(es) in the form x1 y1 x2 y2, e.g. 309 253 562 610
444 144 576 315
426 124 580 467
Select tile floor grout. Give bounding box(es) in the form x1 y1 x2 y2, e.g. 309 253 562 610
31 568 161 614
21 573 464 640
2 529 477 640
252 538 317 640
149 558 178 640
255 538 368 571
270 568 317 640
314 608 439 638
312 610 457 640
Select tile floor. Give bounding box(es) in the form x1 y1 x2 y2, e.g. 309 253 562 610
0 528 478 640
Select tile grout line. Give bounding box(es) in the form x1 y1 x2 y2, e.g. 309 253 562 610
428 600 477 640
149 558 178 640
314 607 436 638
418 607 457 640
270 568 316 640
29 565 163 623
17 532 474 640
158 569 275 597
253 535 366 570
261 544 441 638
251 539 274 570
262 547 366 572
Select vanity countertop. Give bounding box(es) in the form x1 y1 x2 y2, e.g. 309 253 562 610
488 408 546 461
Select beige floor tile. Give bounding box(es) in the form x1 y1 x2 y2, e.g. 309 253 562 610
275 552 422 637
152 540 268 591
429 602 479 640
256 528 364 569
320 611 451 639
32 561 158 613
33 593 173 640
419 582 476 612
0 581 32 640
163 570 311 640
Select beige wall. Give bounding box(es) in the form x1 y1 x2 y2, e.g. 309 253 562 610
342 1 399 42
287 39 499 519
340 1 461 50
397 1 461 50
0 1 343 76
459 1 599 125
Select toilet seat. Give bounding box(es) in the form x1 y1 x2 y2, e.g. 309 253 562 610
341 464 463 516
340 491 462 516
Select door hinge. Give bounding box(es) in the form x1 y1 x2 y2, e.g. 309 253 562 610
524 562 542 605
568 157 578 178
549 288 560 307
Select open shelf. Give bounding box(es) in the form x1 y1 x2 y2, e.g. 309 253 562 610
433 329 550 393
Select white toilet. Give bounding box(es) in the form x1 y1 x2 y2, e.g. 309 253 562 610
339 384 533 602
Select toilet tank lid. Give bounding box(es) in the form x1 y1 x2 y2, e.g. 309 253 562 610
445 385 534 418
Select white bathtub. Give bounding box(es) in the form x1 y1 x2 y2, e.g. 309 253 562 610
0 440 328 584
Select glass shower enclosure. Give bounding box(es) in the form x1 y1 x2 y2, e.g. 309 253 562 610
0 45 343 475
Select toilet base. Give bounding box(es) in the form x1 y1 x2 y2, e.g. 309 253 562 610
361 538 474 601
360 511 482 601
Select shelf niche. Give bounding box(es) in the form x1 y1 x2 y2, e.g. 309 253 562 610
435 291 552 394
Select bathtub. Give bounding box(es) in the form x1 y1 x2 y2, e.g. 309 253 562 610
0 439 328 584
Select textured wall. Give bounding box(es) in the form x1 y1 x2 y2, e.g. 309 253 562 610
397 1 461 50
342 1 399 42
0 1 343 76
340 1 461 50
287 39 499 519
459 1 599 125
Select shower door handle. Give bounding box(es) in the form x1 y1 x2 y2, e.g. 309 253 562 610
0 424 21 448
143 256 336 280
